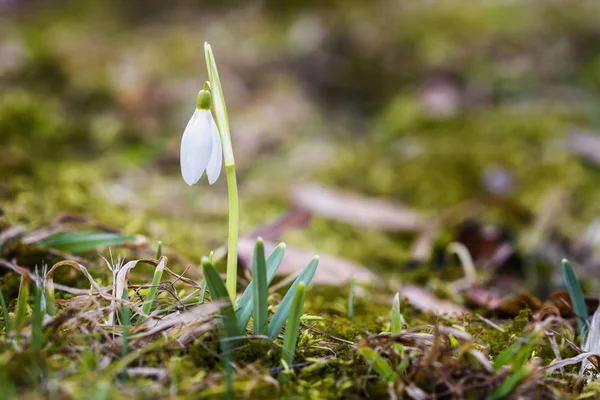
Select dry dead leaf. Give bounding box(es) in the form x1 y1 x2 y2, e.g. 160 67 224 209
567 131 600 166
237 238 378 286
495 293 543 316
550 290 599 317
400 284 468 316
248 209 312 242
468 285 503 310
291 183 425 231
535 301 562 322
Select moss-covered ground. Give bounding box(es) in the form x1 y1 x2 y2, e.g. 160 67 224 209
3 1 600 398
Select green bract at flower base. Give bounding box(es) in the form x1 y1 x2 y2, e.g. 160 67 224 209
180 87 223 186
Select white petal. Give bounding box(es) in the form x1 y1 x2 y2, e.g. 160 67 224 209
180 110 213 186
206 117 222 185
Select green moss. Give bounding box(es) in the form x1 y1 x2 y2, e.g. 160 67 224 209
467 309 531 357
2 0 600 397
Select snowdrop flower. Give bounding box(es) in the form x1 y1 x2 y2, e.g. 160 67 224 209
180 87 223 186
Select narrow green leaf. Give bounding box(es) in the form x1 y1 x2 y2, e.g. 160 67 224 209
137 259 165 324
203 259 230 300
202 259 240 339
562 259 589 336
281 282 306 365
31 283 43 350
199 252 211 304
45 279 55 317
156 241 163 259
268 256 319 340
448 334 459 347
348 275 355 321
493 340 522 371
14 274 30 336
489 365 531 400
391 293 401 335
358 346 398 383
203 258 239 395
391 292 404 352
493 333 538 371
236 243 285 332
513 345 531 371
38 232 136 253
199 278 207 303
0 286 10 335
120 287 130 380
252 238 268 336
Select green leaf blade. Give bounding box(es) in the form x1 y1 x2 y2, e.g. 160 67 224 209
202 259 240 339
0 286 10 335
268 256 318 340
562 259 589 336
348 275 355 321
236 243 285 332
38 232 137 253
251 238 268 336
137 258 166 324
391 292 404 353
31 283 43 351
281 282 306 366
14 274 30 336
391 293 401 335
358 346 397 383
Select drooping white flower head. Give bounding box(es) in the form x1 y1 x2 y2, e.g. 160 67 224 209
180 87 223 186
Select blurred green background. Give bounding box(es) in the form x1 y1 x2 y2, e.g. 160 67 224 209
3 0 600 282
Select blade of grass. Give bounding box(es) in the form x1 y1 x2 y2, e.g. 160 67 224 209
202 257 238 397
391 293 402 335
45 278 55 317
281 282 306 366
31 283 43 351
202 258 240 339
348 275 355 321
358 346 397 383
14 274 30 338
252 238 268 336
268 256 318 340
156 241 163 259
38 232 137 253
137 258 166 324
562 259 589 337
493 340 522 371
120 287 131 380
489 364 532 400
0 286 10 336
391 292 404 353
493 333 539 371
199 278 207 303
236 243 285 332
198 251 213 304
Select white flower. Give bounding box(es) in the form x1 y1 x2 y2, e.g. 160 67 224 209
180 99 223 186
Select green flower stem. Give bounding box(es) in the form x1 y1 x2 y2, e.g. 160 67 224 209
204 43 239 305
225 164 239 304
